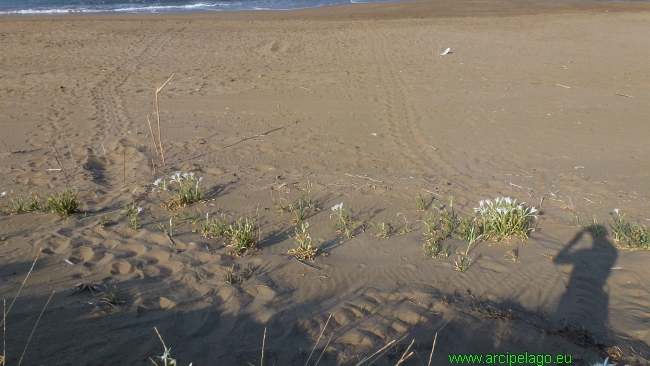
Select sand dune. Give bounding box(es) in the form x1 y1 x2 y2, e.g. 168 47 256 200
1 1 650 364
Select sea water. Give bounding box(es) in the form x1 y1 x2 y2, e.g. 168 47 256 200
0 0 399 15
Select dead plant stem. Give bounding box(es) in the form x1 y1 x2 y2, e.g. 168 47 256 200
155 73 175 167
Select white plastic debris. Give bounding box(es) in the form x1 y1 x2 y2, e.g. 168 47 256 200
440 48 451 56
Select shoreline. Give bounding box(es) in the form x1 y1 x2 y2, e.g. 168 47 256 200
2 0 650 21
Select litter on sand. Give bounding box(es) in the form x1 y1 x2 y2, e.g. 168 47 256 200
440 47 451 56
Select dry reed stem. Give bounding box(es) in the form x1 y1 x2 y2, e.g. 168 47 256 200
149 148 155 176
123 150 126 188
314 334 333 366
2 249 41 328
146 115 159 156
305 315 331 366
51 143 70 186
154 327 167 351
260 327 266 366
427 333 438 366
396 339 415 365
155 73 175 167
18 290 54 366
3 299 5 366
62 131 79 168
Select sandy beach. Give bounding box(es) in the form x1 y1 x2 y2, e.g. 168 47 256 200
1 0 650 364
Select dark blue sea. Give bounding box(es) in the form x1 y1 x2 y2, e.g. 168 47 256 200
0 0 400 14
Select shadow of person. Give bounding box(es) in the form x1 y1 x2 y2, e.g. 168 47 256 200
553 226 617 340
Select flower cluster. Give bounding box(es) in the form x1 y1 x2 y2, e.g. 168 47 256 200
473 196 537 242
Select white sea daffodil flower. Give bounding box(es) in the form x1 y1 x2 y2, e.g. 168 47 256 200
612 208 620 214
529 207 538 214
504 196 512 205
0 191 6 197
153 178 162 186
331 203 343 212
136 206 143 213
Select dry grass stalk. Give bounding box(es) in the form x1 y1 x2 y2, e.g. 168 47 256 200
123 150 126 187
62 130 79 168
3 299 6 366
51 143 70 186
17 290 54 366
149 148 156 176
2 249 41 328
146 115 160 156
305 315 331 366
155 73 175 167
260 327 266 366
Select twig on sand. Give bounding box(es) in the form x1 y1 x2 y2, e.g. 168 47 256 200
556 84 571 89
1 141 13 154
18 290 55 366
343 173 383 183
305 315 332 366
149 148 156 176
155 73 175 167
260 327 266 366
101 143 107 156
63 130 79 168
146 115 159 156
428 319 451 366
51 143 70 186
292 256 320 270
420 187 443 198
614 93 633 98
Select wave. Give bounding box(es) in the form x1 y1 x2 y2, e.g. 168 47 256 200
0 3 236 15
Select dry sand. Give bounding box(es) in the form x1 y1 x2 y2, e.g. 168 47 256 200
1 0 650 364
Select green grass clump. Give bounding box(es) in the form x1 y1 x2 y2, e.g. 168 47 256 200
121 201 143 229
46 189 79 217
226 215 258 256
372 222 390 238
163 172 203 210
330 202 355 238
584 215 606 237
5 191 41 214
611 209 650 249
457 216 482 244
415 193 429 211
201 213 227 239
473 197 537 242
287 222 318 261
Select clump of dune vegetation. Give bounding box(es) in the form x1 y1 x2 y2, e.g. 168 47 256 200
46 189 79 217
162 172 203 210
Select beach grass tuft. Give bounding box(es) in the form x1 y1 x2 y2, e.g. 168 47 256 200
5 191 42 214
330 202 355 238
121 201 143 229
46 189 79 217
226 215 258 256
287 221 318 261
162 172 203 210
372 222 390 238
201 212 227 239
609 209 650 249
473 197 537 243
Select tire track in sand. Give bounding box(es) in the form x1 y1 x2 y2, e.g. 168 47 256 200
365 22 474 190
88 21 188 150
